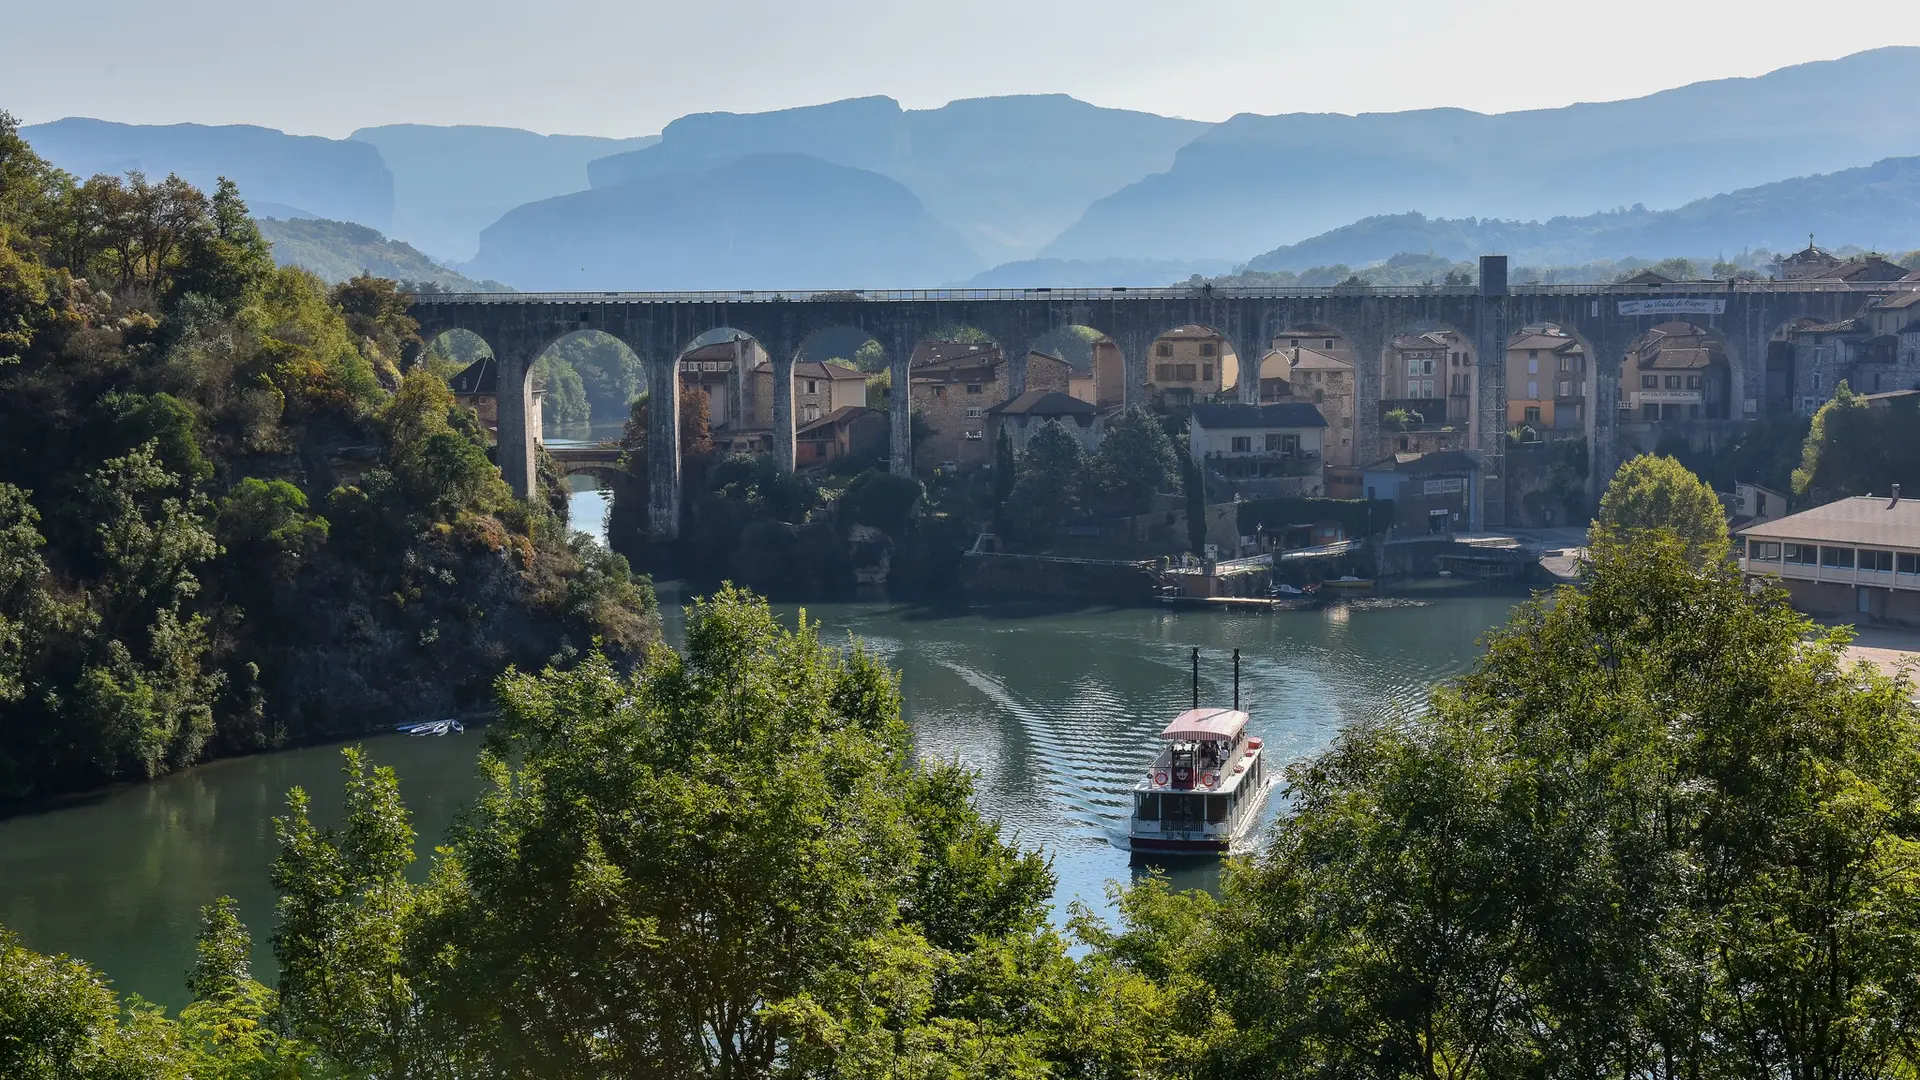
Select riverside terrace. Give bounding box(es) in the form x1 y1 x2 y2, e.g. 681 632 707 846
408 258 1915 540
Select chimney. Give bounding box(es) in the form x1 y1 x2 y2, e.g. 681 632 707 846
1893 484 1901 507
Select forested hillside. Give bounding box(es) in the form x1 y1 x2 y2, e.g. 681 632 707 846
254 216 510 291
0 113 657 800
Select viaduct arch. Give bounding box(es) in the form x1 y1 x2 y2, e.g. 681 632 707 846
410 262 1893 540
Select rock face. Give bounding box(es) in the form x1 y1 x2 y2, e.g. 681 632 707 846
1042 46 1920 263
585 94 1207 266
23 117 395 231
468 153 980 291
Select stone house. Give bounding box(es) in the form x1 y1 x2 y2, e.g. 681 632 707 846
1146 326 1238 408
910 342 1003 471
748 359 870 428
679 336 764 433
1386 330 1454 401
450 357 545 443
986 391 1100 453
796 406 888 469
1269 345 1355 466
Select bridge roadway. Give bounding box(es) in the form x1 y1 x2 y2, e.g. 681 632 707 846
408 259 1911 541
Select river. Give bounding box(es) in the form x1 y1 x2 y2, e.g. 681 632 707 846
0 476 1527 1008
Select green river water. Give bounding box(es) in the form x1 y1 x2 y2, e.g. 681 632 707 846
0 486 1527 1009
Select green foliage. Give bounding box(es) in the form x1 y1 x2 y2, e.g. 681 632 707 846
1384 406 1424 430
531 350 590 429
1593 452 1730 565
992 425 1015 516
1092 406 1181 516
837 469 923 536
1182 452 1207 555
1791 380 1920 503
0 129 660 799
1004 421 1088 543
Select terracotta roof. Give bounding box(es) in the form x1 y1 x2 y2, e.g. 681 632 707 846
1620 270 1674 285
1190 402 1327 430
449 357 497 395
1508 332 1580 352
1156 325 1226 341
797 405 881 435
988 390 1097 417
1872 290 1920 310
1282 346 1351 371
1809 256 1911 283
1740 495 1920 547
912 341 1002 367
683 340 750 362
1796 319 1862 335
751 360 869 380
1362 449 1479 474
1643 346 1716 370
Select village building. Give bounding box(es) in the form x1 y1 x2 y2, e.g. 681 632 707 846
1267 345 1355 467
1739 491 1920 624
1359 450 1481 535
1730 482 1789 530
733 358 869 456
1089 339 1126 406
986 390 1100 453
1777 241 1844 280
1618 322 1731 422
1146 326 1238 408
795 406 889 469
1189 402 1328 496
450 357 546 443
1506 325 1587 435
678 336 763 434
908 342 1074 471
1786 288 1920 413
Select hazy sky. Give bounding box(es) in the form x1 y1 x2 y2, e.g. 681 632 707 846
9 0 1920 138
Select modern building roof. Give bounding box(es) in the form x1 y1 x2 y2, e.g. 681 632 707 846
1740 494 1920 548
1189 402 1328 429
1361 449 1480 475
988 390 1097 418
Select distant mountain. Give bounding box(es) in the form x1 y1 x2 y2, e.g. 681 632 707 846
349 125 658 263
21 118 394 231
585 95 1207 264
962 257 1235 288
467 153 979 290
255 217 509 292
1044 47 1920 263
1243 155 1920 273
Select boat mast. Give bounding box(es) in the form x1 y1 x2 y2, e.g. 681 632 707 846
1191 647 1199 710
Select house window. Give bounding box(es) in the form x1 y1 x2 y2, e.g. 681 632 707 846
805 379 819 394
1200 343 1217 357
1157 342 1173 358
1408 358 1422 376
1642 375 1658 389
1687 375 1701 389
1155 364 1175 382
802 404 820 422
1230 436 1252 453
1748 541 1782 561
1202 364 1213 382
1289 338 1300 347
1524 406 1542 424
966 383 982 394
1665 375 1682 389
1314 389 1325 404
966 407 983 419
1785 544 1819 565
1177 364 1198 381
1324 339 1334 350
1642 404 1660 420
1265 432 1284 452
1527 380 1539 398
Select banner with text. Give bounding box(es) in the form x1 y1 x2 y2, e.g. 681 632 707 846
1618 298 1727 316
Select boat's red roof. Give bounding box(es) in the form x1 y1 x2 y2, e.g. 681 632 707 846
1160 708 1248 741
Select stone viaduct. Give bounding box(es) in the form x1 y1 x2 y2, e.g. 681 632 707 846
409 258 1895 538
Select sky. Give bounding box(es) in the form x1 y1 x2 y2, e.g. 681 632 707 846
7 0 1920 138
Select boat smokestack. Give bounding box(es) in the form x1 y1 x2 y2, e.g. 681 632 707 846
1233 649 1241 710
1191 647 1200 710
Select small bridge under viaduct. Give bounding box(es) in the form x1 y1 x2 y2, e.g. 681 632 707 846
409 258 1904 539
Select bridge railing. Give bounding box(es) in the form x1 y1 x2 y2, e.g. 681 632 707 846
410 280 1920 305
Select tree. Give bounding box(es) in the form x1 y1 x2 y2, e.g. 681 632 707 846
1591 452 1729 565
992 425 1015 521
1182 452 1207 555
266 587 1060 1078
1791 381 1920 503
1128 529 1920 1079
1003 420 1088 544
1092 406 1181 516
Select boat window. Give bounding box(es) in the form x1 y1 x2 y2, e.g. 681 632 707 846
1207 795 1229 823
1136 793 1159 820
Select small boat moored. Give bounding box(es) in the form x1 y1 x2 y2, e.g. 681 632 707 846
1127 648 1277 856
395 719 466 736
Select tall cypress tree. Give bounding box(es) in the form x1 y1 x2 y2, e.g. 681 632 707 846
1183 452 1208 555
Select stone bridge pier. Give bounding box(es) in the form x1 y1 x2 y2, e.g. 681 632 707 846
410 272 1891 546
